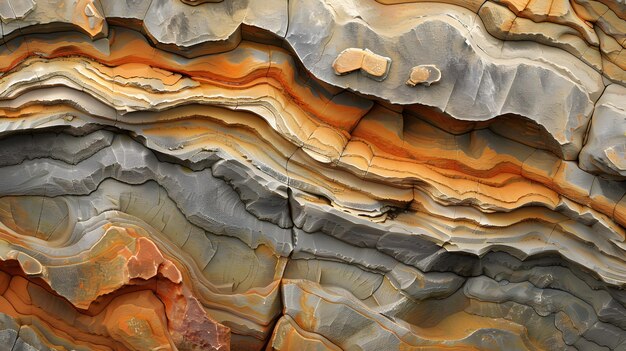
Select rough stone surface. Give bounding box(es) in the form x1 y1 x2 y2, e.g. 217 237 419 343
0 0 624 350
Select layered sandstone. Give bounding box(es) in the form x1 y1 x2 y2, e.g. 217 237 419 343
0 0 624 350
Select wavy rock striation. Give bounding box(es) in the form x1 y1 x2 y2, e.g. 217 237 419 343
0 0 625 350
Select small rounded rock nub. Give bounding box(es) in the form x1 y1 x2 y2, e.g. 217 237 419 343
406 65 441 87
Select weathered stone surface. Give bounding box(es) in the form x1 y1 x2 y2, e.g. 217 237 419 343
0 0 624 350
580 84 626 179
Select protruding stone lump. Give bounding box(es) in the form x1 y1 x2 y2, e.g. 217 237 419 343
332 48 391 81
332 48 365 75
406 65 441 87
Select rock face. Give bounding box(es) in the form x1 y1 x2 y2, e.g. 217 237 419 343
0 0 624 350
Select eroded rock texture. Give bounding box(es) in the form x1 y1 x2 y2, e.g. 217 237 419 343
0 0 624 350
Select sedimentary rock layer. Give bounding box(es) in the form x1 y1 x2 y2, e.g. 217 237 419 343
0 0 624 350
